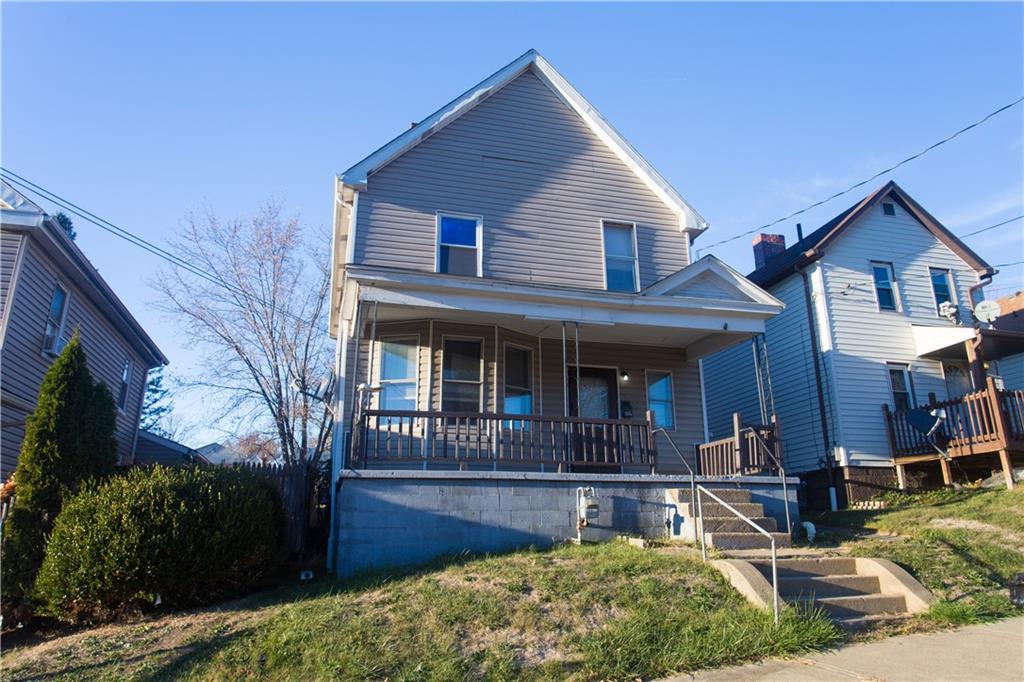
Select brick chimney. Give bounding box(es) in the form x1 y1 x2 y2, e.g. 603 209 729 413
752 233 786 269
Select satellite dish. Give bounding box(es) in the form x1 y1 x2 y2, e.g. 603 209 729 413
906 409 942 437
974 299 1001 325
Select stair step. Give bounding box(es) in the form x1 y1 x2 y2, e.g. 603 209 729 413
706 532 792 550
801 594 908 619
777 575 880 598
698 516 778 533
678 501 764 518
834 613 913 631
752 557 858 578
670 488 751 504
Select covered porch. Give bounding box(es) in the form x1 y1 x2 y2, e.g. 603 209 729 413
332 258 785 475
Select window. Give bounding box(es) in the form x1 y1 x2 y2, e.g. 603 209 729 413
379 337 417 411
442 339 483 413
602 221 639 292
929 268 954 316
871 262 898 311
887 364 914 412
42 284 69 354
882 202 896 216
503 345 533 415
646 370 675 429
117 358 132 411
436 214 481 277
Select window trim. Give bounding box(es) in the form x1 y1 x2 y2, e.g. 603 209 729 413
870 261 901 312
928 267 956 318
644 369 677 430
117 357 133 413
375 334 420 412
41 282 71 357
440 335 486 413
885 362 916 412
600 219 640 293
502 341 534 416
435 212 483 278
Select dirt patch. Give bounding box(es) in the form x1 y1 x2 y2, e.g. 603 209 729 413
928 518 1024 550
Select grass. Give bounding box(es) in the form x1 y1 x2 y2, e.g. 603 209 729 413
3 542 840 681
815 486 1024 627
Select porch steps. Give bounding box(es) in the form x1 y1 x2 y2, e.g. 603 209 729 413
667 487 791 550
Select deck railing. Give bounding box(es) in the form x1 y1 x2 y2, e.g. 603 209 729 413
883 378 1024 461
695 413 781 477
351 409 657 473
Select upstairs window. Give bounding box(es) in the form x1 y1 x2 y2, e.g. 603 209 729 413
436 214 481 277
503 345 533 415
42 284 69 355
442 338 483 413
646 370 675 429
871 261 898 311
603 221 639 292
929 268 954 316
379 337 418 411
117 358 132 411
887 363 914 412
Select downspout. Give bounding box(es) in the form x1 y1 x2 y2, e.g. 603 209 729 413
797 262 838 511
966 271 996 389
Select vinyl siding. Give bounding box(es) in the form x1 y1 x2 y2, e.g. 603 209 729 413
353 69 688 289
703 274 831 473
996 353 1024 390
352 321 703 473
0 236 148 476
820 199 982 467
0 231 24 337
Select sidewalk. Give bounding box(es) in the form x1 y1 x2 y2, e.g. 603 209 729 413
673 617 1024 681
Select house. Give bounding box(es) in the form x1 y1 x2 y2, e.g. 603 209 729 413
325 50 795 576
0 181 167 478
702 181 1024 508
991 291 1024 390
134 429 207 467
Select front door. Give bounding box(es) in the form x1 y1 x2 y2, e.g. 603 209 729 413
567 367 619 467
943 362 972 399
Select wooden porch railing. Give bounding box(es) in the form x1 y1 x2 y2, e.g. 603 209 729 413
882 378 1024 462
351 409 657 473
695 413 782 477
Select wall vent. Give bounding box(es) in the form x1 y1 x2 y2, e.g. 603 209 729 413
882 202 896 216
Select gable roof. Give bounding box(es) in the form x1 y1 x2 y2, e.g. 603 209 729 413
338 49 708 235
748 181 994 289
642 254 784 308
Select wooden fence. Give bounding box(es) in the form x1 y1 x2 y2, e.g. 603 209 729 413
238 461 312 558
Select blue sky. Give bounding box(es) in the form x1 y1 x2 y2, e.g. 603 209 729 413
4 2 1022 445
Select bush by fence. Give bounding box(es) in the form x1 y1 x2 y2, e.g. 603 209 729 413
34 465 282 623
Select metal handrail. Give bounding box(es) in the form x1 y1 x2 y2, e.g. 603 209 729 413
697 484 780 625
741 427 793 537
653 429 699 544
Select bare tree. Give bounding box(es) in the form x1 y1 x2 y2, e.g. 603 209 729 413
153 202 332 466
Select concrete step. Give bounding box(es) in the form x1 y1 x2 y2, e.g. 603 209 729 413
678 501 764 518
706 532 792 550
833 613 913 631
698 516 778 533
752 557 859 578
669 488 751 504
802 594 908 619
777 574 881 599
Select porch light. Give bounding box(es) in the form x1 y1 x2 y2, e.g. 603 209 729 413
620 371 630 382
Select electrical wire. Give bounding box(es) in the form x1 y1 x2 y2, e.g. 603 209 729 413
696 95 1024 255
960 214 1023 239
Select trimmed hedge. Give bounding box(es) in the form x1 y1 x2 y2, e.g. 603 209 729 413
34 465 282 623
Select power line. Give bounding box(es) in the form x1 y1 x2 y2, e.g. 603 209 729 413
697 95 1024 255
960 214 1023 238
993 260 1024 268
0 169 311 324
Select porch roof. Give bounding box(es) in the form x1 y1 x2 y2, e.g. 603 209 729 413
912 324 1024 362
336 260 784 359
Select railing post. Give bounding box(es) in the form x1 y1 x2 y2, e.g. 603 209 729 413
732 412 745 473
882 404 899 459
646 410 658 474
987 377 1016 490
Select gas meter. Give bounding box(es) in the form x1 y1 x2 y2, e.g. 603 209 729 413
576 487 599 543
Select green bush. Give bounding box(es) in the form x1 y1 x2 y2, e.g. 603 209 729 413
34 465 282 623
2 334 117 615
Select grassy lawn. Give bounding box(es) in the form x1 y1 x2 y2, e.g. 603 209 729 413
814 486 1024 628
4 542 839 681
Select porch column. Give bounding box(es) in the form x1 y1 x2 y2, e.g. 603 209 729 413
998 450 1015 490
895 463 908 490
939 457 953 487
965 335 985 390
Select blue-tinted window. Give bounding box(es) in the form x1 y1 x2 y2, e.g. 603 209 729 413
871 262 898 311
646 371 674 429
438 215 479 276
930 268 953 314
503 346 533 416
603 222 638 292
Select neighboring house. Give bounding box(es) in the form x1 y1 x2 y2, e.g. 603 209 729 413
0 181 167 478
702 181 1024 508
991 291 1024 390
134 429 207 467
193 441 279 466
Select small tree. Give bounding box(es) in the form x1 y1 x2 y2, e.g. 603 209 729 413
140 367 174 436
1 335 117 615
54 211 76 241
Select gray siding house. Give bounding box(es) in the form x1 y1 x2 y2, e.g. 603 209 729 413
0 181 167 477
325 51 793 575
702 182 1023 507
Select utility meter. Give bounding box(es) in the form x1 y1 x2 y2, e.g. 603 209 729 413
576 487 599 543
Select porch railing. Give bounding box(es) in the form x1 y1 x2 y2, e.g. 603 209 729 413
695 412 781 477
883 378 1024 461
351 409 657 473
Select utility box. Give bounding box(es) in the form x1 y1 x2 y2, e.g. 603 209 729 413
575 487 601 543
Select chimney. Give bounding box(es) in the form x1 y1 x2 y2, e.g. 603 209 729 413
752 233 787 269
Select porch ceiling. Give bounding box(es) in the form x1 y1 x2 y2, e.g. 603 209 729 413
913 324 1024 362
